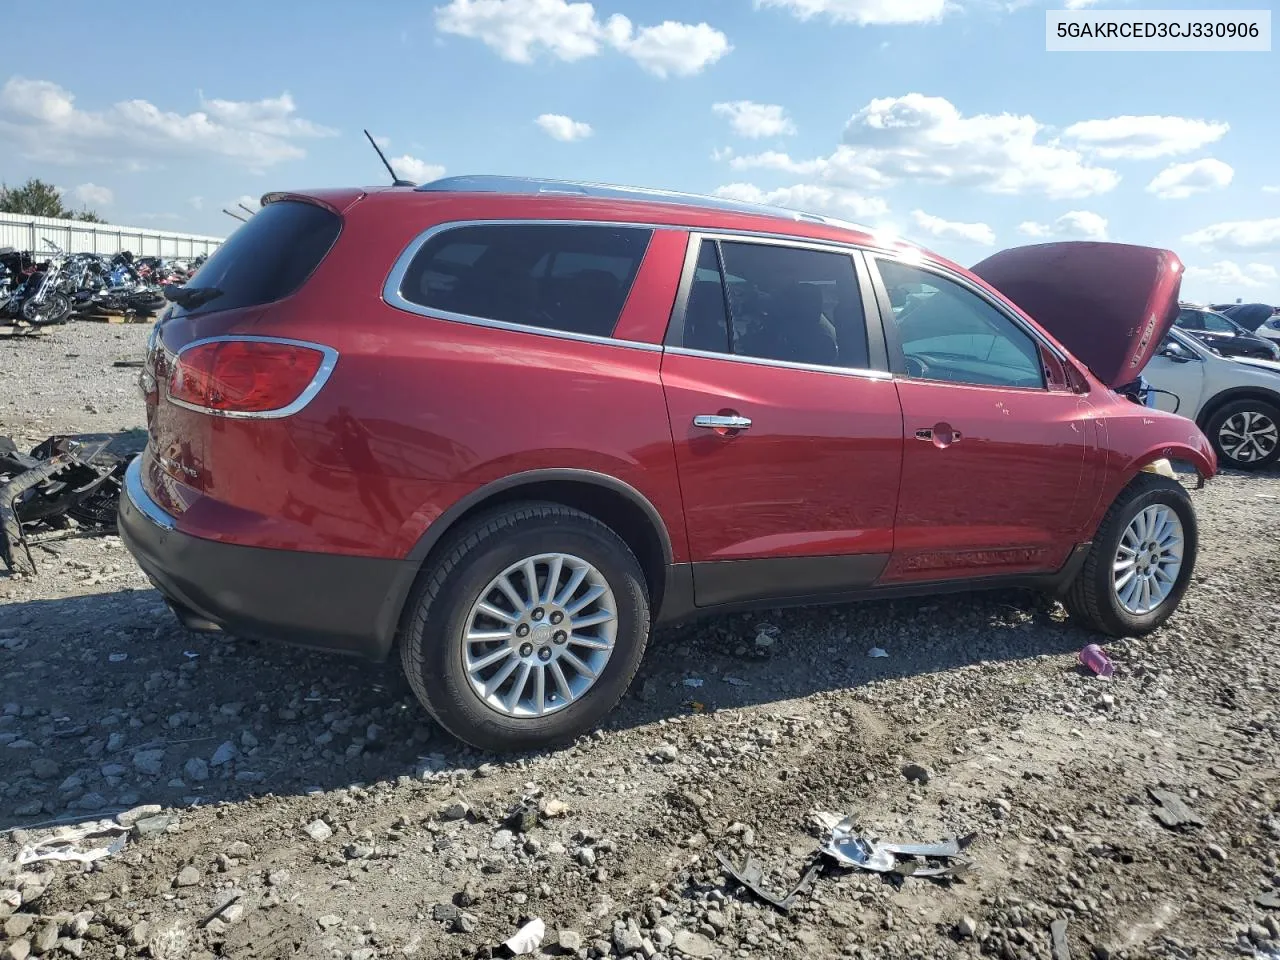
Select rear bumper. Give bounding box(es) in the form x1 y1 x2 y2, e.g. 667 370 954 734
118 457 418 661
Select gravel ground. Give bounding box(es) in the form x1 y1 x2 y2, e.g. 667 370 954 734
2 321 1279 960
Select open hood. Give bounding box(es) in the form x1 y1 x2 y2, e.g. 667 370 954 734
970 242 1183 388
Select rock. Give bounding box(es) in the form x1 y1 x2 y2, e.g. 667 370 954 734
957 916 977 938
441 801 470 822
491 829 515 850
317 915 342 930
240 731 259 749
344 844 374 861
210 742 237 767
99 764 126 779
29 759 58 780
454 882 482 908
131 749 166 776
131 815 176 839
74 793 107 812
576 847 597 867
183 758 209 782
557 929 583 953
672 929 715 958
1050 918 1070 960
105 733 125 754
117 804 162 827
901 763 932 784
222 904 245 925
225 841 253 859
173 866 201 888
350 950 375 960
1207 843 1228 862
30 922 58 955
453 913 476 934
653 744 679 763
1249 924 1271 945
302 819 332 842
542 799 570 819
59 941 84 958
2 939 31 960
705 910 727 934
613 920 644 955
5 915 35 939
1100 694 1115 710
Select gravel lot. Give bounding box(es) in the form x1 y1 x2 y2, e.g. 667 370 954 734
2 321 1279 960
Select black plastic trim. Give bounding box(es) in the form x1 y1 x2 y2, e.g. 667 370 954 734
653 543 1092 627
693 553 890 607
119 483 415 661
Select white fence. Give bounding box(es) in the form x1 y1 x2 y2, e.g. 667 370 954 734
0 213 224 259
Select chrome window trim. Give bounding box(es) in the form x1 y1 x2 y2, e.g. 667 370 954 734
123 457 176 531
665 345 893 382
165 335 339 419
382 219 665 353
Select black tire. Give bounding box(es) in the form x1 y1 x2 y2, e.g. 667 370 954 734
398 502 650 753
1204 398 1280 471
1063 473 1198 637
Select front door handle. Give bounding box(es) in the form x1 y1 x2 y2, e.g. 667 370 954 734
915 423 962 447
694 414 752 431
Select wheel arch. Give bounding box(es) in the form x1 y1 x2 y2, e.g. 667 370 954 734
1195 387 1280 431
377 470 675 657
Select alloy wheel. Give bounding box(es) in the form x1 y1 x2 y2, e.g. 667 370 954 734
462 553 617 718
1217 410 1279 464
1113 505 1184 615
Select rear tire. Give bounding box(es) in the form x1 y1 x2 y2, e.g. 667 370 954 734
1063 474 1197 637
1204 398 1280 470
399 502 650 753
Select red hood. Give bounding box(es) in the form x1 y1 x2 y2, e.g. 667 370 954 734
970 242 1183 389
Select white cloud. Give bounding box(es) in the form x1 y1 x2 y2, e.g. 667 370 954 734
391 154 446 183
1063 115 1229 160
434 0 730 77
72 182 112 206
0 77 335 172
535 113 593 141
910 209 995 245
1146 158 1233 200
1017 210 1109 241
1263 185 1280 194
1184 218 1280 253
755 0 947 25
713 101 796 138
1184 261 1279 291
714 182 889 221
710 146 735 162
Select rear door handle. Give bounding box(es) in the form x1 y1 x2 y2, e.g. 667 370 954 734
694 414 752 431
915 424 962 447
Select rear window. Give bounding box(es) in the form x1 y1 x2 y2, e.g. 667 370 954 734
174 200 341 317
397 224 652 338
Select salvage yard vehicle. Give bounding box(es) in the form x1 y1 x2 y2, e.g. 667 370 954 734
1141 327 1280 470
119 178 1216 751
1174 303 1280 361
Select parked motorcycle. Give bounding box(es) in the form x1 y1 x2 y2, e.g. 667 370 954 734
2 240 73 325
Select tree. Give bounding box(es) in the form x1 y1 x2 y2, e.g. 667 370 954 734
0 177 103 222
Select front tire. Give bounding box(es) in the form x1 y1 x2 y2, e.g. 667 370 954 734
1205 399 1280 470
1064 474 1197 637
399 503 650 752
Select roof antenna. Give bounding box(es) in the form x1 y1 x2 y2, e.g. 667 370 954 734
364 129 415 187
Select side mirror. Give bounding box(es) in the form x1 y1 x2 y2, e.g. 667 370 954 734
1158 341 1193 363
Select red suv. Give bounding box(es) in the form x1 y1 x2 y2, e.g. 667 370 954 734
119 177 1217 751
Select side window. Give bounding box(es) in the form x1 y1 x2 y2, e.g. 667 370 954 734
1201 311 1235 333
1177 308 1204 330
398 224 652 338
876 259 1045 389
681 239 870 369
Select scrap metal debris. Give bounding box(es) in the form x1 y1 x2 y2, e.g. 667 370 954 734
1147 786 1206 830
16 819 129 866
821 815 975 880
0 431 144 575
716 852 821 912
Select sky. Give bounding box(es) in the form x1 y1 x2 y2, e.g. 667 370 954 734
0 0 1277 303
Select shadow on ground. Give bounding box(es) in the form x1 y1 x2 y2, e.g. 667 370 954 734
0 580 1093 829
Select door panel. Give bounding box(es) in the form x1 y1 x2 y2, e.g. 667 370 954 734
661 352 903 602
885 380 1094 581
1142 350 1206 417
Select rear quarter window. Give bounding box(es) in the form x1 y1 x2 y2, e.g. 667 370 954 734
395 223 652 338
173 200 341 317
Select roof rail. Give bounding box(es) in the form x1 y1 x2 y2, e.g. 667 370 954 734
414 175 872 233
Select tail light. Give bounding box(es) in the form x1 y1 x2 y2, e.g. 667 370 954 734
167 336 337 418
